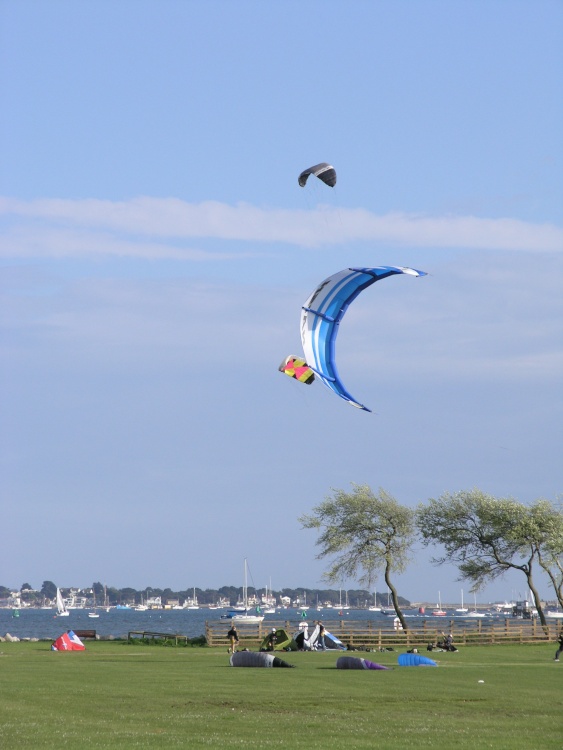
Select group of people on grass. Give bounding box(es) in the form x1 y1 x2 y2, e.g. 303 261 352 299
427 632 458 652
228 623 563 660
227 621 328 653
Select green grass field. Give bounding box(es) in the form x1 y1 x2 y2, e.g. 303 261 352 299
0 641 560 749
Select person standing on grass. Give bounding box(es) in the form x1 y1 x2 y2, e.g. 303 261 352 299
317 621 327 650
267 628 277 651
554 630 563 662
227 625 239 654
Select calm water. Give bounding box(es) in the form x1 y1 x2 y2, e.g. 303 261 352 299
0 607 507 640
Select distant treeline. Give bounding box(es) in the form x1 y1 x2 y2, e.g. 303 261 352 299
2 581 411 608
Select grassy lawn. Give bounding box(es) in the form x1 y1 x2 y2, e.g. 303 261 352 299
0 641 560 749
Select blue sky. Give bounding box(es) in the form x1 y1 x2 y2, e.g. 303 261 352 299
1 1 562 604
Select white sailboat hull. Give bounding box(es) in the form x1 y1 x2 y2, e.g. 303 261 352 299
231 614 264 623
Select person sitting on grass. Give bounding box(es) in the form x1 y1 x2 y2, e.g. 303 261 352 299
438 632 458 652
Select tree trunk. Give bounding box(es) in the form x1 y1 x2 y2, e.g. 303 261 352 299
537 552 563 609
384 563 407 631
527 571 548 634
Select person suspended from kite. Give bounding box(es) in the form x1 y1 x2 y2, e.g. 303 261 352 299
298 163 337 188
279 266 426 412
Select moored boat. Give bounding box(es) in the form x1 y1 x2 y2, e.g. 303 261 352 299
432 592 446 616
231 559 264 623
56 588 69 617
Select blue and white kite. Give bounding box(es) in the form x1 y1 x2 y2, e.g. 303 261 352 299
398 653 437 667
293 266 426 412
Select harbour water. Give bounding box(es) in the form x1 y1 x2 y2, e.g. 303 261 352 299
1 607 509 641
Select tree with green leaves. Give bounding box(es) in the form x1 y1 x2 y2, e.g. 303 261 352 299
524 499 563 609
417 489 562 629
40 580 57 601
92 582 106 605
299 485 416 630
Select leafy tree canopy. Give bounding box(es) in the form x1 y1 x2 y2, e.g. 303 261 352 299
299 485 416 629
41 580 57 599
417 489 563 627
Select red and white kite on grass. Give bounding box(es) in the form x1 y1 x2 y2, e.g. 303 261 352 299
51 630 86 651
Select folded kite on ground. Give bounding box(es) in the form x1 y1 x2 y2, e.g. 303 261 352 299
230 651 294 668
398 653 437 667
336 656 391 670
51 630 85 651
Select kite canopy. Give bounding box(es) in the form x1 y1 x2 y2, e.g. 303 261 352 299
279 355 315 385
51 630 86 651
336 656 391 670
300 266 427 412
259 628 297 651
398 653 437 667
298 163 337 188
230 651 294 668
293 622 319 651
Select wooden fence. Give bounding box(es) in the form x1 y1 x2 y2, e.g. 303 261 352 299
205 618 562 649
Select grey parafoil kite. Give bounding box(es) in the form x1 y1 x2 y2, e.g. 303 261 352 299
230 651 294 668
298 163 337 188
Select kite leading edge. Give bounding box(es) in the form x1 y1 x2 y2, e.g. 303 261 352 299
298 163 337 189
281 266 426 413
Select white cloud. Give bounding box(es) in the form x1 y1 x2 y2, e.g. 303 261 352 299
0 196 561 257
0 225 259 261
4 253 562 385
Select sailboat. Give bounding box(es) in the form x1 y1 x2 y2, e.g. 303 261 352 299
369 591 381 612
88 588 100 617
56 588 69 617
467 593 485 617
455 589 469 614
432 592 447 616
232 559 264 623
381 590 395 616
262 580 276 614
186 587 199 610
135 593 148 611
